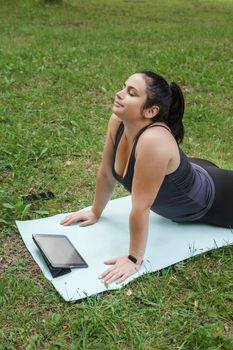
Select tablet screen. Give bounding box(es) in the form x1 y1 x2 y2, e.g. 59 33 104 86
33 234 88 268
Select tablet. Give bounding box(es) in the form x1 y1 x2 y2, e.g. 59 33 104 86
32 234 88 268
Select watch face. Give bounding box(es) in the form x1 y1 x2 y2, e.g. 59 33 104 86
128 255 137 264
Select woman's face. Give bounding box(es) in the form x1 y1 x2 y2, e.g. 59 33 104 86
112 73 148 121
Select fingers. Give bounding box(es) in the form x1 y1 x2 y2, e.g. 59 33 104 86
60 213 81 226
98 266 114 280
60 211 97 227
116 274 127 284
99 268 124 285
100 267 127 285
79 218 96 227
99 257 138 285
104 258 117 265
106 271 124 285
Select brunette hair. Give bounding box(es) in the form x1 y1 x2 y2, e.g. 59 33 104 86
140 71 185 144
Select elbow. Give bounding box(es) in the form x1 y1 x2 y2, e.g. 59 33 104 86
130 205 150 219
131 196 154 215
98 165 111 180
97 167 116 186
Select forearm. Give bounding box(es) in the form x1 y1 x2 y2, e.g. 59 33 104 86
91 169 116 218
129 208 150 263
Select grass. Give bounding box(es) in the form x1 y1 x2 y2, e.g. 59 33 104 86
0 0 233 348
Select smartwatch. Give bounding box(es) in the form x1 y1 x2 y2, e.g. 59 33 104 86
128 255 137 264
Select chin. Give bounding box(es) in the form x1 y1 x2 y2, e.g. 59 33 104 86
112 106 121 116
112 111 123 119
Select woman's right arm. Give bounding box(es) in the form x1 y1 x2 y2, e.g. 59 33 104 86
60 114 120 226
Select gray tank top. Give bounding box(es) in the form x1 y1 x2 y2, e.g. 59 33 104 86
112 122 215 222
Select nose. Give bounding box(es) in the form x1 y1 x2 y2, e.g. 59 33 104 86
116 88 124 100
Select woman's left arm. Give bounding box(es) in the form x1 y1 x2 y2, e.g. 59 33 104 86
99 130 172 285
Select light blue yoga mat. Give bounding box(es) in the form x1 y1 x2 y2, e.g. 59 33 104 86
16 196 233 301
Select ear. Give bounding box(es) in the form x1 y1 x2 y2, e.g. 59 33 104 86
144 105 160 120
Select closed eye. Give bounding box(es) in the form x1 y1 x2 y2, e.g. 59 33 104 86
122 82 138 96
128 89 137 96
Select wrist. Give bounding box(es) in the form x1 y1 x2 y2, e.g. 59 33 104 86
128 254 143 266
91 207 101 219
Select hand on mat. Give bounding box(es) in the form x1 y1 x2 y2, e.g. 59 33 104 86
60 210 98 227
99 256 140 285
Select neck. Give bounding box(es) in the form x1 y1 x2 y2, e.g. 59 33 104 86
123 119 152 142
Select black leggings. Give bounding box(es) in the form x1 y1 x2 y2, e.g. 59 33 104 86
188 158 233 228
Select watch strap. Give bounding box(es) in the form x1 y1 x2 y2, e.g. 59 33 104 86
128 255 137 264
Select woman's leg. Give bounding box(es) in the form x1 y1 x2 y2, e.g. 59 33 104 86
190 158 233 228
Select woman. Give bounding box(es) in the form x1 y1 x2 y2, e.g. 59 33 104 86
61 71 233 285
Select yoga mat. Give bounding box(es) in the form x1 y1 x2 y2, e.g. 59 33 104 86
16 196 233 301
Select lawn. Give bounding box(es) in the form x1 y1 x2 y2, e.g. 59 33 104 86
0 0 233 349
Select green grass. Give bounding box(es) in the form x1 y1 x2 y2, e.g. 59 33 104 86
0 0 233 348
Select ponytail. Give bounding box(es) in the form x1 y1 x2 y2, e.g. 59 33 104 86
139 71 185 144
166 82 185 144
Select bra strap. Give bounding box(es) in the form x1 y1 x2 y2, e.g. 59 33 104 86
148 124 172 133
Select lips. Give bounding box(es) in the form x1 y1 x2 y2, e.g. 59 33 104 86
114 100 124 107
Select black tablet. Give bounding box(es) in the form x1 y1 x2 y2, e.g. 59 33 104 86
32 234 88 268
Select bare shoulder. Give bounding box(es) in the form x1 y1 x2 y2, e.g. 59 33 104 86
137 125 175 157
